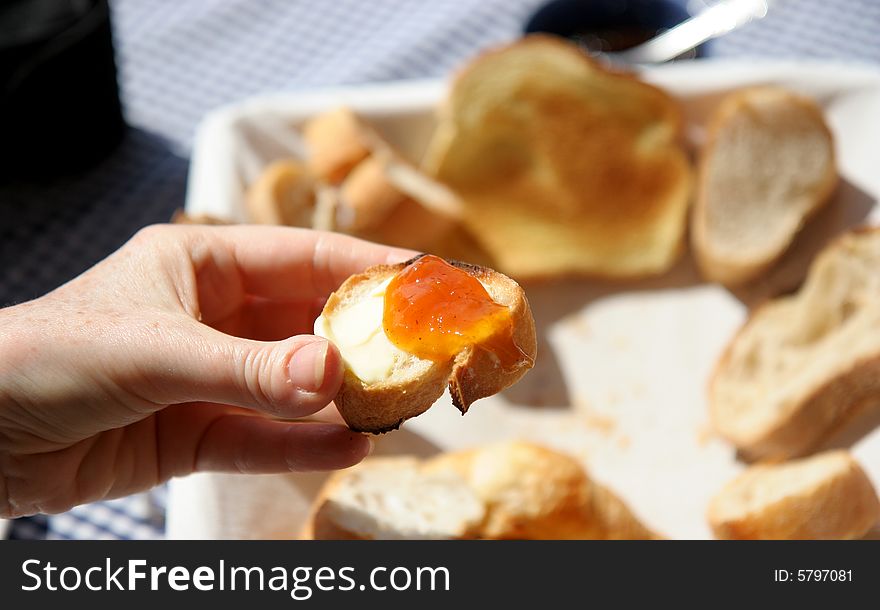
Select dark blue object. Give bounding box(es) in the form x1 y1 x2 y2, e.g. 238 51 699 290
0 0 125 181
525 0 711 58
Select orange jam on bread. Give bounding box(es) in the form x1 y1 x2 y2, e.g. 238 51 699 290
383 255 527 369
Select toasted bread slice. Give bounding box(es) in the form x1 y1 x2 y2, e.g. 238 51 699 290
304 441 658 540
708 450 880 539
245 158 316 226
315 255 536 433
693 87 837 286
302 107 372 183
710 228 880 459
315 256 536 433
303 457 486 540
422 35 691 279
425 441 659 540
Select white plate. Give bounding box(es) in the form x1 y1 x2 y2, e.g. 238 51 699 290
172 60 880 540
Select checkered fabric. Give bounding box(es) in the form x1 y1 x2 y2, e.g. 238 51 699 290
2 0 879 539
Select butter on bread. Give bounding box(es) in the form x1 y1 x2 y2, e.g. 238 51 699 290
422 35 692 279
304 441 659 540
315 255 536 433
693 86 837 286
708 450 880 540
710 228 880 459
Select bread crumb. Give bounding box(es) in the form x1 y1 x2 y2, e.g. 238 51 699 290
583 411 617 435
573 396 618 436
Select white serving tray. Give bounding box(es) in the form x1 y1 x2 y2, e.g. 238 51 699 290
170 60 880 540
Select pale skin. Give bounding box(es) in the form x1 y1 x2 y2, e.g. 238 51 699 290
0 224 414 518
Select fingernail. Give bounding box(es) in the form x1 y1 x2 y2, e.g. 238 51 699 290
289 340 329 394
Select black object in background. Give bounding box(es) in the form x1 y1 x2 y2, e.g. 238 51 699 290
525 0 703 56
0 0 125 181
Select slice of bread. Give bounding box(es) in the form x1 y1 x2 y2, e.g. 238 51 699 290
245 107 474 256
693 86 837 286
303 457 486 540
424 441 659 540
336 153 458 252
338 156 407 232
422 35 691 279
708 450 880 540
245 158 316 226
355 198 456 253
710 228 880 459
316 255 536 433
305 441 658 540
302 107 373 184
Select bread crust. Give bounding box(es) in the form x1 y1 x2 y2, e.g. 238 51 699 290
708 451 880 540
302 107 373 184
423 35 692 279
338 156 406 232
305 442 659 540
710 227 880 459
245 158 316 226
713 351 880 460
424 442 659 540
322 255 536 433
693 86 838 287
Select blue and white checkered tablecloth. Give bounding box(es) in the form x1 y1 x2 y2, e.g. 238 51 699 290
2 0 880 540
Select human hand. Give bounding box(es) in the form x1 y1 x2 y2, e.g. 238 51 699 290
0 224 414 517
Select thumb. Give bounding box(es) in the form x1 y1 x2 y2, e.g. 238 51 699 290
145 323 345 418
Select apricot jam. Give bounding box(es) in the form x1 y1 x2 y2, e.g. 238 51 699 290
383 255 528 370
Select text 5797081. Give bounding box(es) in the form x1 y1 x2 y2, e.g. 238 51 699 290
774 569 852 582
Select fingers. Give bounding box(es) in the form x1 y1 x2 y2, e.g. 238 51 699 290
303 402 347 426
156 403 370 481
209 296 326 341
191 415 371 474
197 225 416 301
142 321 344 419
